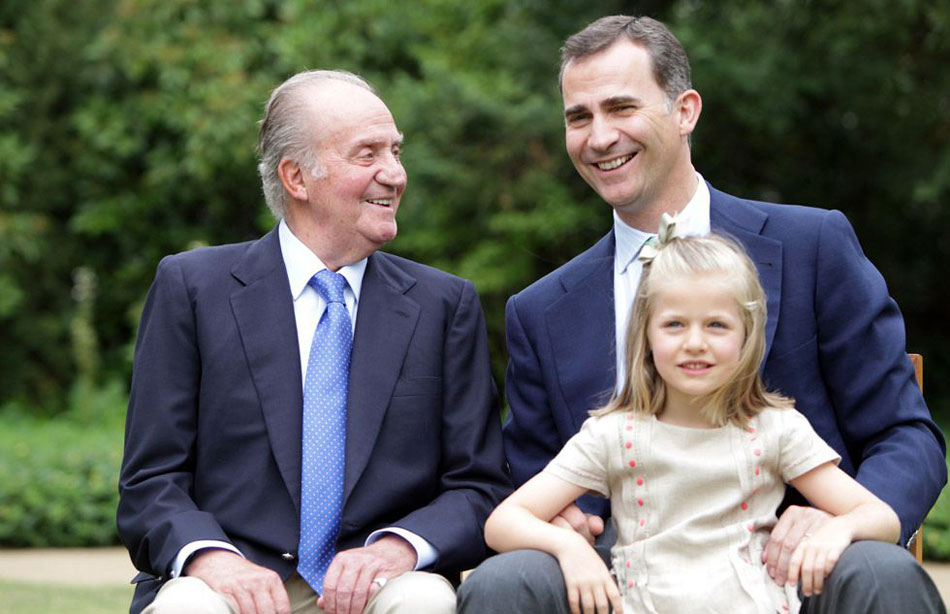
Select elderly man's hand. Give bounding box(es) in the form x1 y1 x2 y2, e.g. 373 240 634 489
185 549 291 614
551 503 605 546
317 534 417 614
762 505 832 585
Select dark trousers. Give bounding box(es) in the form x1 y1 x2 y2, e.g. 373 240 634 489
458 526 944 614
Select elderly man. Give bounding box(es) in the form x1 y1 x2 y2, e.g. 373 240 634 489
458 15 945 614
118 70 510 614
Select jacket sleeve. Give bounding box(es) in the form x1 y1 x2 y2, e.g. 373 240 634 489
814 209 946 545
117 255 231 578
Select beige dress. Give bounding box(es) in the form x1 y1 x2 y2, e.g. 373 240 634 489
545 408 840 614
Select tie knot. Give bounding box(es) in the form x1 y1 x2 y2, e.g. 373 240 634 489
310 269 348 305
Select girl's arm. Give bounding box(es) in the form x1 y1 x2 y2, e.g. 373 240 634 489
485 472 623 614
787 462 901 596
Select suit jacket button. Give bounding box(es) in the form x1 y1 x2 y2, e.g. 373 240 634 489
282 552 296 561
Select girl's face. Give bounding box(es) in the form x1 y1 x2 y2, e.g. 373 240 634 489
647 272 746 419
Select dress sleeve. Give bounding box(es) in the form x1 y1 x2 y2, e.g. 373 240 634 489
779 408 842 482
543 415 611 498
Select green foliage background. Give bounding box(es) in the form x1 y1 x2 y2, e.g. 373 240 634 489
1 0 948 549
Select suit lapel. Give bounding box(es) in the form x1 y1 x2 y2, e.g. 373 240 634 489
343 252 420 504
708 186 783 362
229 228 304 509
547 233 617 431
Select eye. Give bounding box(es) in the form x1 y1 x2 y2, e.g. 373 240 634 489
566 112 591 127
392 145 402 161
663 320 683 329
708 320 729 330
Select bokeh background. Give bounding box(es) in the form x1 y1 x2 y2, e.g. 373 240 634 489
2 0 949 560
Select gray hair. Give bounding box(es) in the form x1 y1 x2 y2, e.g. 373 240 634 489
559 15 692 105
257 70 376 219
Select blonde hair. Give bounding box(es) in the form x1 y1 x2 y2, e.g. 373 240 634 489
595 232 793 427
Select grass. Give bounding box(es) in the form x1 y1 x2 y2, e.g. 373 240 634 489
0 580 132 614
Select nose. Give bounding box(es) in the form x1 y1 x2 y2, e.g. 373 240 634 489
376 151 407 191
684 326 706 351
588 115 619 152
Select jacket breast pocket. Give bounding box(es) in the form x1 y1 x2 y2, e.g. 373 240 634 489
391 375 441 398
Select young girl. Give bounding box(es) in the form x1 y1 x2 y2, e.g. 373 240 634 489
485 216 900 614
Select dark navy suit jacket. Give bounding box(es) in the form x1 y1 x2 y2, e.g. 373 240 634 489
503 184 946 547
118 228 511 613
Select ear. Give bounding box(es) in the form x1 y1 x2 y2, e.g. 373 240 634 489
278 158 308 202
675 89 702 137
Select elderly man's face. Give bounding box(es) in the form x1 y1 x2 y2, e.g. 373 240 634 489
562 40 691 224
299 83 407 260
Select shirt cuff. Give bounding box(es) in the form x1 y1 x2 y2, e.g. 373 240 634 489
171 540 244 578
365 528 438 570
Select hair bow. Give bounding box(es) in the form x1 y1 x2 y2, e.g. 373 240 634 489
637 212 682 264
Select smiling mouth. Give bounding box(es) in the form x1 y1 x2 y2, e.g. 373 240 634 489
595 154 634 171
679 362 713 371
366 198 394 207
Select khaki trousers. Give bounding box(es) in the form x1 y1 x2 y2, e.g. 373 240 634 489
143 571 456 614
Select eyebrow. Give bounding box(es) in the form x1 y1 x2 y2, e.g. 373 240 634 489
354 132 404 149
564 95 645 118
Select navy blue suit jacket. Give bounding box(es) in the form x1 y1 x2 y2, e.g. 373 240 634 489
503 184 946 547
118 228 511 613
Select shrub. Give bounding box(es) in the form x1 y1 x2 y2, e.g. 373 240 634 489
0 389 124 547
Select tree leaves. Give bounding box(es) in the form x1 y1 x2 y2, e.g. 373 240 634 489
2 0 948 414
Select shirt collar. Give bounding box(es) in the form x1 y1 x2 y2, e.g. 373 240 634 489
613 214 653 276
614 172 711 274
278 219 367 301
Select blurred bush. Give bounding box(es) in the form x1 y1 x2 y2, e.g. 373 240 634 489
0 383 125 547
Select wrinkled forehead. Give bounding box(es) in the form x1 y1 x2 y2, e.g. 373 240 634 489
561 40 662 105
306 82 401 144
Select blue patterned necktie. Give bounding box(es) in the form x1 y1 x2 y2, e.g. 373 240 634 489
297 269 352 594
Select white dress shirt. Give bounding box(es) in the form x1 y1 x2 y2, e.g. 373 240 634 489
613 174 711 385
